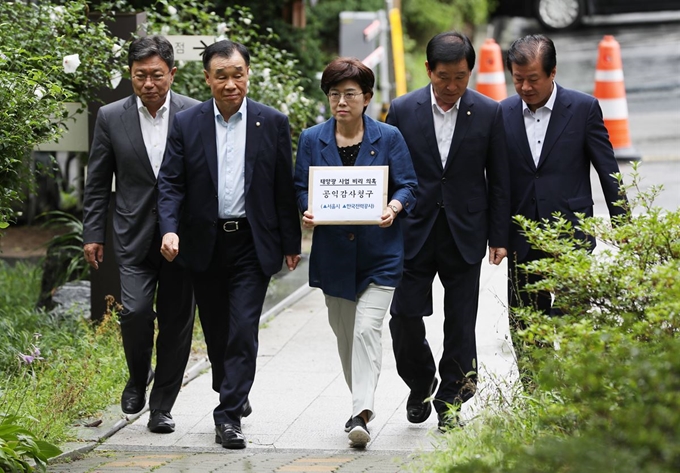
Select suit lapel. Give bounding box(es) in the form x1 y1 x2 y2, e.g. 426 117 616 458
444 90 473 172
167 92 186 132
199 100 219 192
244 99 263 196
121 95 156 180
414 87 443 171
506 96 536 170
538 85 572 168
319 118 343 166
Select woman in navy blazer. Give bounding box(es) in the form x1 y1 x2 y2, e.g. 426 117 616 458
294 58 416 448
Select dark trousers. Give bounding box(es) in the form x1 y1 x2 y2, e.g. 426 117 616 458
507 247 554 323
390 211 481 413
192 223 269 426
118 228 195 411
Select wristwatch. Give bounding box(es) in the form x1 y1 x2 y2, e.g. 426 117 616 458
387 204 399 215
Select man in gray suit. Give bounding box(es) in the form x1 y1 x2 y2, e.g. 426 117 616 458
83 36 199 433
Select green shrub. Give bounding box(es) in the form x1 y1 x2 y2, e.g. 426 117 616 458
0 0 124 226
410 163 680 472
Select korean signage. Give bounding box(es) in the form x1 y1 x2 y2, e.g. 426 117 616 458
308 166 388 225
163 35 218 61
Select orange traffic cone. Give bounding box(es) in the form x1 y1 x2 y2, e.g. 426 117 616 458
476 38 507 101
593 35 640 161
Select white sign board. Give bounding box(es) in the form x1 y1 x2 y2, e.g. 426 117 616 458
164 35 219 61
308 166 388 225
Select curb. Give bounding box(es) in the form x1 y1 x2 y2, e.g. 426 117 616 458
50 282 313 464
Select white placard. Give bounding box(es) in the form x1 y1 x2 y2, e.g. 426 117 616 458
308 166 388 225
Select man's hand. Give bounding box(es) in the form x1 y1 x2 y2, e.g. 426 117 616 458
161 233 180 262
285 254 301 271
84 243 104 270
488 247 507 265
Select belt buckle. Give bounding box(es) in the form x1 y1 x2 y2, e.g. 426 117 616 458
222 221 239 232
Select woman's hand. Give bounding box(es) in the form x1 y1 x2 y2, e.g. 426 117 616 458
302 211 316 229
379 201 402 228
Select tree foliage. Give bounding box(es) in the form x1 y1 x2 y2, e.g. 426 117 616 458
0 1 124 227
140 0 319 148
402 0 496 42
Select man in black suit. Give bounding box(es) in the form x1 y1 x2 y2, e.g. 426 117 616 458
157 40 302 449
501 34 626 316
83 36 199 433
386 32 510 430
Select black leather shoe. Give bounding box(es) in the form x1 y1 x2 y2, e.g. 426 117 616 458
120 369 154 415
215 423 246 449
148 410 175 433
121 383 146 415
242 399 252 418
406 377 438 423
437 410 463 432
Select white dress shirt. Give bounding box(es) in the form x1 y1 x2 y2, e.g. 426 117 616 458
430 84 460 168
214 98 247 219
137 92 170 178
522 82 557 167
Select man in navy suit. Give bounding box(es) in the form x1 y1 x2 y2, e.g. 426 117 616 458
386 32 510 430
157 40 302 449
501 34 626 316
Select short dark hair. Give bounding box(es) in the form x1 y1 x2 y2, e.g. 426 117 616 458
128 35 174 71
426 31 475 71
202 40 250 71
506 34 557 76
320 57 375 97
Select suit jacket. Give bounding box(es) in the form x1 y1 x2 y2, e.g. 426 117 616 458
293 115 417 300
501 83 626 261
386 86 510 264
83 92 200 265
157 98 302 276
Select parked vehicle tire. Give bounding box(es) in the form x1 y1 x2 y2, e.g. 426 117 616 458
534 0 583 30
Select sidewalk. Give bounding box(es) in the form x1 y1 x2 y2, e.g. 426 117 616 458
48 258 517 472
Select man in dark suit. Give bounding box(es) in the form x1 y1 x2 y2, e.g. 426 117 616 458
386 32 510 430
83 36 199 433
501 34 626 316
157 40 302 450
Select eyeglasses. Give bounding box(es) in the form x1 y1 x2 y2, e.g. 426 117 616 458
327 91 363 102
132 73 166 84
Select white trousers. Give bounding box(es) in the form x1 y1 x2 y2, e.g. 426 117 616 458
325 284 394 422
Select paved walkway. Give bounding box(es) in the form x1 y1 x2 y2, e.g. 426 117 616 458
48 258 517 472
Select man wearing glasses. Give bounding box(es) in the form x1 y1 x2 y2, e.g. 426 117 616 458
83 36 199 433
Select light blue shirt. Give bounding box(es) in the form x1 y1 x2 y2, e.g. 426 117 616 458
214 98 247 218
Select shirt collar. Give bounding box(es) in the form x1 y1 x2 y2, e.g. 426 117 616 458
214 97 247 126
522 81 557 114
136 90 171 118
430 84 460 115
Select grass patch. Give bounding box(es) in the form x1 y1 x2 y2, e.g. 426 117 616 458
0 260 127 445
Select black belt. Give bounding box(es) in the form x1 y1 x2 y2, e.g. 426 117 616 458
218 218 250 232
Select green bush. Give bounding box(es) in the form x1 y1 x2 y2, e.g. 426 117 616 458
0 0 124 226
410 163 680 472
